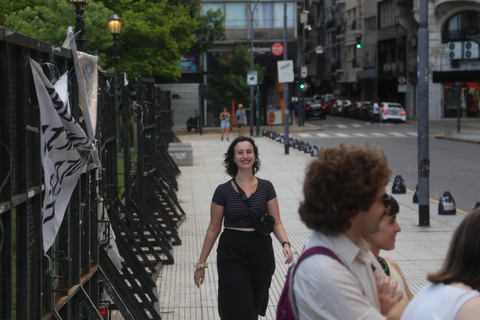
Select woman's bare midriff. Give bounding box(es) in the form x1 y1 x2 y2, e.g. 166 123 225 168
225 227 256 232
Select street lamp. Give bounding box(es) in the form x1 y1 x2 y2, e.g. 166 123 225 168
108 12 122 155
70 0 88 51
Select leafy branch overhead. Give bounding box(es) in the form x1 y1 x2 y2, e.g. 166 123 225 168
2 0 225 81
207 45 265 106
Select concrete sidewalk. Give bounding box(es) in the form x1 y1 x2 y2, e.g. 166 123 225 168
155 132 468 320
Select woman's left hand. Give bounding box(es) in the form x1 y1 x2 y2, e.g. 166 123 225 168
283 245 293 264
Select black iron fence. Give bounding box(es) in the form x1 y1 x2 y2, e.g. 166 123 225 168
0 27 185 319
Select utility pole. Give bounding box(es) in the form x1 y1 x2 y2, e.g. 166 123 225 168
247 0 259 136
283 0 289 154
417 0 430 227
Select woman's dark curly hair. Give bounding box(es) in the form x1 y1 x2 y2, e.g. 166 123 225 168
224 136 261 177
427 207 480 290
299 144 391 235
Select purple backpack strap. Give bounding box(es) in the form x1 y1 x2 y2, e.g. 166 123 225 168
288 246 345 319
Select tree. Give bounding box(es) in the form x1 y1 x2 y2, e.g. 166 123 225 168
3 0 200 81
206 45 265 106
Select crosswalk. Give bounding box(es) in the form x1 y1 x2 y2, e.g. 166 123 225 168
296 131 417 138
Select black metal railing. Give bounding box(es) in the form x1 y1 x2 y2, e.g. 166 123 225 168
0 26 185 320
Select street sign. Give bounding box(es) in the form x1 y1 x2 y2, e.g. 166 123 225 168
315 45 324 54
277 60 294 83
398 75 406 85
247 71 258 85
301 66 307 78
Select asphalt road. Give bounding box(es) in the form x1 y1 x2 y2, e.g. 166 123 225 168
290 116 480 214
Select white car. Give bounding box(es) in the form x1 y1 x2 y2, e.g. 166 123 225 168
380 102 407 122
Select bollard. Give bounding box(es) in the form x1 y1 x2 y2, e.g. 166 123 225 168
289 138 294 146
299 141 305 151
311 145 319 156
304 143 312 153
293 140 300 149
438 191 456 215
391 175 406 194
413 184 418 203
262 129 267 136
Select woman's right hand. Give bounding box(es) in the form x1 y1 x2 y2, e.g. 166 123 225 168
194 268 205 288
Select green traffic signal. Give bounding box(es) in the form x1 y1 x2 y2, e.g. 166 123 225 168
356 34 362 49
356 43 362 49
299 83 306 89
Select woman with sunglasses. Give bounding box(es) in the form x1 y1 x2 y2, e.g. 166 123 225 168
365 195 414 301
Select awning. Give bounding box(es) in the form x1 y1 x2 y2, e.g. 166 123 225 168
432 70 480 83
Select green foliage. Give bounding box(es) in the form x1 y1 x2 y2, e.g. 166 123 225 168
193 8 225 53
3 0 211 81
207 45 265 106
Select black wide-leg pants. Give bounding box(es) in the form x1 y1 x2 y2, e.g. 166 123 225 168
217 229 275 320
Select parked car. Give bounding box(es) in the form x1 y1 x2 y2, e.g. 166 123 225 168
330 99 350 116
305 102 327 120
380 102 407 122
340 100 353 117
350 101 368 119
325 97 344 115
358 102 374 121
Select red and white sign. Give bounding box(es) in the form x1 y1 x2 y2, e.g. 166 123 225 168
271 43 284 56
398 76 407 85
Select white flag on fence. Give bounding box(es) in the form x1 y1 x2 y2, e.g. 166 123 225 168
30 58 95 252
63 27 100 168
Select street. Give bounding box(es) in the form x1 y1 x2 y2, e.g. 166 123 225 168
287 116 480 214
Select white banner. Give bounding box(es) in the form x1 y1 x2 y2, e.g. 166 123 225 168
30 58 95 252
63 27 100 168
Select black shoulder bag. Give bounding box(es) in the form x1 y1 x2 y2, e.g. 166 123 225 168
232 178 275 236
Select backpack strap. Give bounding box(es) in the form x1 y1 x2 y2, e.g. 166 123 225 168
288 246 345 319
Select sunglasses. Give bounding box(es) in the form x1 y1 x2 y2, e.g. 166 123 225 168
383 194 391 208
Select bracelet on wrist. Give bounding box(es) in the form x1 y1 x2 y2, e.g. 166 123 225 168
281 241 291 248
195 261 208 270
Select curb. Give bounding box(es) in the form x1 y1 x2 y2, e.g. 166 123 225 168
435 132 480 144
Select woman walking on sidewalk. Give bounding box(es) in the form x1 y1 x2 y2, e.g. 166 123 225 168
220 107 230 141
194 136 293 320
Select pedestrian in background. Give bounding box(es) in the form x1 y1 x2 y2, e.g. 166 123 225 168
365 195 414 301
294 144 408 319
371 100 383 125
220 107 230 141
194 136 292 320
235 104 247 136
401 207 480 319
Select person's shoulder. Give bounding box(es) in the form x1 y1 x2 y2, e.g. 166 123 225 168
455 295 480 319
383 256 400 270
257 178 273 187
217 180 233 190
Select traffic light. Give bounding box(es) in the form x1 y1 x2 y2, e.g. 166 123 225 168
299 82 308 91
356 34 362 49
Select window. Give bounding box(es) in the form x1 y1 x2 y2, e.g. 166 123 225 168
442 11 480 43
251 2 294 28
203 3 247 27
365 17 376 33
378 0 395 29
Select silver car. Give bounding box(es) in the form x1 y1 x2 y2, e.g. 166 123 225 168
380 102 407 122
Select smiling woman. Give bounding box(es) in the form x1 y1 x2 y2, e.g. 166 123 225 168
193 136 293 319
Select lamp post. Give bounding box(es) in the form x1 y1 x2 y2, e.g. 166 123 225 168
108 12 122 155
70 0 88 51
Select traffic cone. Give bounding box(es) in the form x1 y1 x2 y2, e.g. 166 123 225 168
391 175 406 194
413 184 418 203
438 191 456 215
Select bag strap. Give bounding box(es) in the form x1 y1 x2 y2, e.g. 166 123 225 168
232 178 252 209
288 246 345 320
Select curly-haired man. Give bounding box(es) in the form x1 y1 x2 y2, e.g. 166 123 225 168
293 144 408 319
